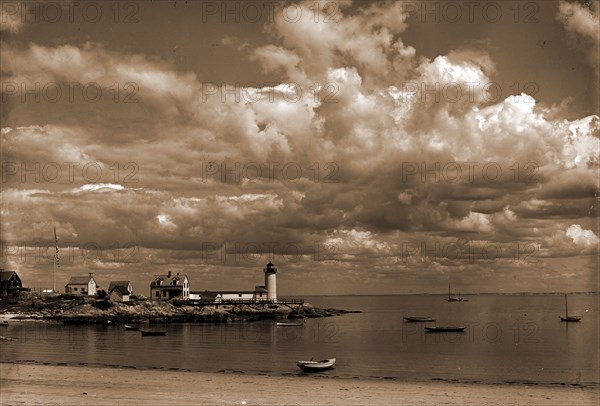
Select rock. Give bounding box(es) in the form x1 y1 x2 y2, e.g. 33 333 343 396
2 298 359 324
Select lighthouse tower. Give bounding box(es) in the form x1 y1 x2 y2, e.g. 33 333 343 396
264 261 277 301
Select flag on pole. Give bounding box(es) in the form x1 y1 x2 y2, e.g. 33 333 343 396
54 224 60 268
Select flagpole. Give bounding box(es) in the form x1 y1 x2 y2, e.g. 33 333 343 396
53 224 57 292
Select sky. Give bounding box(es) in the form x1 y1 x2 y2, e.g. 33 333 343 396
0 0 598 296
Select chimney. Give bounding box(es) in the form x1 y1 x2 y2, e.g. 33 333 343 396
167 270 171 278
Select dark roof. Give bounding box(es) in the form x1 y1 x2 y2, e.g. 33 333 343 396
0 270 18 281
108 281 131 295
65 276 95 285
194 291 221 300
151 274 188 286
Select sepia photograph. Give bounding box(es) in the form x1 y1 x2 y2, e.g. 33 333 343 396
0 1 598 405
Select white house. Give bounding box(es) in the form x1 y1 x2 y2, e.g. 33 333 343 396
150 271 189 300
108 281 133 302
65 274 97 296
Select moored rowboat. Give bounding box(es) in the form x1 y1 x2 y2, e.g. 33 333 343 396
424 326 466 332
403 316 435 322
140 330 167 336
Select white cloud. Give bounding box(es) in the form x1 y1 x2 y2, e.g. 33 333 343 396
444 212 493 233
79 183 124 192
557 0 600 71
557 1 600 43
566 224 600 247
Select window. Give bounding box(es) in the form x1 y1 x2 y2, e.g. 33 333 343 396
238 294 242 298
74 287 77 291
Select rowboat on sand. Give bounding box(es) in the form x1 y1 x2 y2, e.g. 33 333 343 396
296 358 336 372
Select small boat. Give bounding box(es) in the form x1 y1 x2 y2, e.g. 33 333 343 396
404 316 435 322
124 324 140 331
296 358 336 372
140 330 167 336
560 294 582 322
425 326 466 332
277 322 303 327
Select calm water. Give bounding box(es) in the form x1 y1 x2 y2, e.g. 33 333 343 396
1 294 598 385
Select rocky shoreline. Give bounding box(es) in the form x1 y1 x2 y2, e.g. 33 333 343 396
0 294 360 324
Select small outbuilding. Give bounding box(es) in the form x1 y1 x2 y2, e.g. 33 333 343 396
65 274 97 296
108 281 133 302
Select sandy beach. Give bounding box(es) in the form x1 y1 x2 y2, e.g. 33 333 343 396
1 363 597 406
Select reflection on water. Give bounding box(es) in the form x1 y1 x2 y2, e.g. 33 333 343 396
1 294 598 384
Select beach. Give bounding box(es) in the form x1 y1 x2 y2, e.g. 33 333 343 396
1 363 598 406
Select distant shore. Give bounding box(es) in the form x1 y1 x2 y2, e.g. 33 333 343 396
1 363 598 406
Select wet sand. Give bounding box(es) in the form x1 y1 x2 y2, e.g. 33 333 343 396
1 363 598 405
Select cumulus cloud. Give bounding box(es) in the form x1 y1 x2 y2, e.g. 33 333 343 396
2 1 598 293
557 0 600 71
557 1 600 43
566 224 600 247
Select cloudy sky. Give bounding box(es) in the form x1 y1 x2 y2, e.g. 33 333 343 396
1 0 598 295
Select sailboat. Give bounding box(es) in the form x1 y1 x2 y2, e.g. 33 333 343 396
445 283 465 302
560 294 582 322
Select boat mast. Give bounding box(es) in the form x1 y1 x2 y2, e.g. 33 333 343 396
565 294 569 318
448 283 451 300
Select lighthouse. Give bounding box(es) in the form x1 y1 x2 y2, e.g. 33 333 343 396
264 261 277 301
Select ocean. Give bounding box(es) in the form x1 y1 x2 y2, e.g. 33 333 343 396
1 294 598 385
